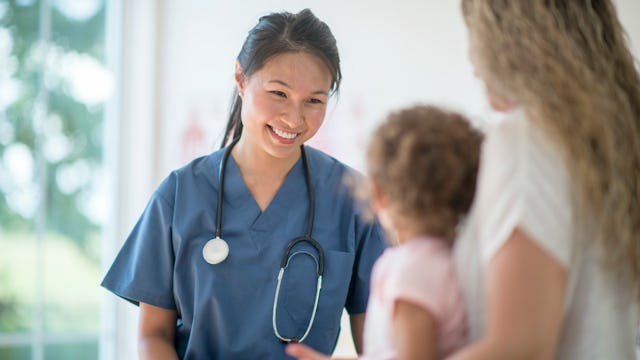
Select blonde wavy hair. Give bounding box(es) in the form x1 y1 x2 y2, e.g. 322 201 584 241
462 0 640 303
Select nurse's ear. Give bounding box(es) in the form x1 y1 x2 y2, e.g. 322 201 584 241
235 61 246 99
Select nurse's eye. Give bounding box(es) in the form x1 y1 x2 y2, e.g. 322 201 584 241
270 90 287 98
307 98 324 105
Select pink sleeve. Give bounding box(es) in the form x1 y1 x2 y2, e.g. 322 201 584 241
384 246 455 322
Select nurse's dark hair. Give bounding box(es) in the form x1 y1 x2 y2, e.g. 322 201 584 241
220 8 342 148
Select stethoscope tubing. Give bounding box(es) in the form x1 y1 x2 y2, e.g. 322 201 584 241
214 139 324 343
273 246 323 343
215 137 239 240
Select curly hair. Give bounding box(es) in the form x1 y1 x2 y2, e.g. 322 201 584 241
366 105 483 242
462 0 640 302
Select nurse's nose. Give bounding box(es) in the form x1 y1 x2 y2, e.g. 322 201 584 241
281 102 305 128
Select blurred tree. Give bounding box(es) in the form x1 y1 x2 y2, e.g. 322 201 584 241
0 267 25 332
0 0 106 253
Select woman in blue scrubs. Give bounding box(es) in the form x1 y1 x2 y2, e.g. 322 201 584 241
101 8 386 359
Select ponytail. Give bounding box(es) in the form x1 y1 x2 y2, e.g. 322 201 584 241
221 92 243 148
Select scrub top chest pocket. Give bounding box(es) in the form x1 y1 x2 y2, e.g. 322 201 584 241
272 236 324 343
279 248 355 334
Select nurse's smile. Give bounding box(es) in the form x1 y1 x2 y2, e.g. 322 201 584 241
269 125 300 144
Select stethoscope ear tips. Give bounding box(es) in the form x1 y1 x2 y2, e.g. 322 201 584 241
203 237 229 264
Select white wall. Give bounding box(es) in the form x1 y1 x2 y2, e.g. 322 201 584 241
153 0 640 178
154 1 485 177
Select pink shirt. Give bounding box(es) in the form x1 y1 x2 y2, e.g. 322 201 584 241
362 237 467 359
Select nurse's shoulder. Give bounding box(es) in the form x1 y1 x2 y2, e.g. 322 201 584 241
152 149 226 207
305 145 364 191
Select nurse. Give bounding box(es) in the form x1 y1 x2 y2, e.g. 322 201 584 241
101 8 386 359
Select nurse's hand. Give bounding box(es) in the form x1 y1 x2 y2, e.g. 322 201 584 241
285 343 331 360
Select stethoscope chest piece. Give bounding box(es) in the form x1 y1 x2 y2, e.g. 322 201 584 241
202 237 229 264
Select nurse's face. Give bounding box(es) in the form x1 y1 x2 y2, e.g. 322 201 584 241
236 52 333 160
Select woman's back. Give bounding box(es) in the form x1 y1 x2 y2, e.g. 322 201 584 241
454 111 639 359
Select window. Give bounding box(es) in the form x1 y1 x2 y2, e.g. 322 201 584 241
0 1 110 359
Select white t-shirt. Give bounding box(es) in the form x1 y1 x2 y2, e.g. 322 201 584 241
453 109 639 359
363 238 467 359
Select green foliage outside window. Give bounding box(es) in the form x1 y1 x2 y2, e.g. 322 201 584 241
1 0 108 358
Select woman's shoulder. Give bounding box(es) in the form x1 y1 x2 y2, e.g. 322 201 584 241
474 109 573 265
485 109 560 160
483 109 528 150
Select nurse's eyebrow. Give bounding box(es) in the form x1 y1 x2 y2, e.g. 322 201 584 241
267 79 329 95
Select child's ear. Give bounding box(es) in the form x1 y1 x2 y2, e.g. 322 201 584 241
369 181 398 244
370 180 387 213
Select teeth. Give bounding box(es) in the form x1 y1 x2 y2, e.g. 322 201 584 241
272 127 298 139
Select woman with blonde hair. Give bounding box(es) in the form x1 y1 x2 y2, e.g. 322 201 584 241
452 0 640 359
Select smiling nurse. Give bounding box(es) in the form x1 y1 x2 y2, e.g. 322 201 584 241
101 9 386 359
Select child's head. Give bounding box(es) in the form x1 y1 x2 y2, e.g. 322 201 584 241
366 105 483 242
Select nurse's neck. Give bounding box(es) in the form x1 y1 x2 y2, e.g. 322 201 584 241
231 137 301 211
232 138 300 176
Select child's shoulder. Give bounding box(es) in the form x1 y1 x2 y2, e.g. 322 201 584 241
381 238 452 272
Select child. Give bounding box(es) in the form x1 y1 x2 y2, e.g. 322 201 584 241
287 105 483 359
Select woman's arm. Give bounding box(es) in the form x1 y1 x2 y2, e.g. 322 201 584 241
138 302 179 360
449 227 566 360
393 300 438 360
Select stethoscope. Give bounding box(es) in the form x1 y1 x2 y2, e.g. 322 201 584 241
202 138 324 344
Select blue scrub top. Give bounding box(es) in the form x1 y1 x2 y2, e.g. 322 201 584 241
101 146 387 359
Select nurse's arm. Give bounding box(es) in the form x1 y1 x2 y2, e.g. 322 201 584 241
349 313 365 354
447 227 566 360
139 302 179 360
285 312 365 359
